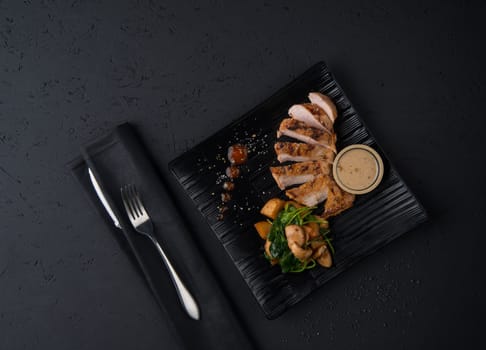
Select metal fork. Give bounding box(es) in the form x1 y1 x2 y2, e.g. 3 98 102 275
120 184 200 320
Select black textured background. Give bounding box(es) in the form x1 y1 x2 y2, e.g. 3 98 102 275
1 1 485 349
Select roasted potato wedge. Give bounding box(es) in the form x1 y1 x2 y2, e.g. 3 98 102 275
254 221 272 240
260 198 286 219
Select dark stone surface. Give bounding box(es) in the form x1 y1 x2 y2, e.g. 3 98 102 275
1 0 485 349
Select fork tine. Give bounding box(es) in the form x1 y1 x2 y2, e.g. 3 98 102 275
132 186 147 217
128 184 142 217
124 185 139 220
128 185 141 218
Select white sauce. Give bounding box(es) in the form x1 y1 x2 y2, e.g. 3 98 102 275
336 148 379 190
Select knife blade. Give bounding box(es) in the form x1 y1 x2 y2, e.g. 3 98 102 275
88 168 121 228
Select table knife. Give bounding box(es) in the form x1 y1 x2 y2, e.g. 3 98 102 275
88 168 121 229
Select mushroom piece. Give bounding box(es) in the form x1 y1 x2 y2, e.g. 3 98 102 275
310 239 326 251
289 243 312 262
313 243 332 268
285 225 313 261
285 225 306 246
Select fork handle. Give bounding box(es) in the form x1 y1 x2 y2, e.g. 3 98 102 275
149 237 200 320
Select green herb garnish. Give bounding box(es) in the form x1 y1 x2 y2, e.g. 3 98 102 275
266 203 334 273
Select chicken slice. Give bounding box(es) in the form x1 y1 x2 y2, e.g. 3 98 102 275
274 142 335 163
277 118 336 153
321 182 355 219
285 174 333 207
285 173 355 216
270 160 331 190
308 92 338 122
289 103 334 133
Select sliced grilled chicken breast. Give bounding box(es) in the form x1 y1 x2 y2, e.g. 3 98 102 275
277 118 336 153
270 93 353 218
308 92 338 122
289 103 334 133
285 173 355 215
270 160 331 190
285 174 334 207
322 183 355 219
274 142 336 163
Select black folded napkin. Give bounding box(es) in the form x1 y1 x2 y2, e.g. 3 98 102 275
69 123 255 350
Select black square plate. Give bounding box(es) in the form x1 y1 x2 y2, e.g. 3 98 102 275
169 62 427 319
